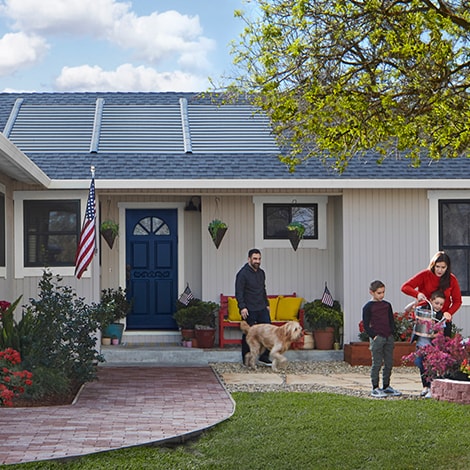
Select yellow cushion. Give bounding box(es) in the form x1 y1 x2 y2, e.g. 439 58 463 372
227 297 242 321
276 297 303 321
268 296 281 321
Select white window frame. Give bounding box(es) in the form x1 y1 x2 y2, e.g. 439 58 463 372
253 195 328 249
428 189 470 305
14 190 91 278
0 183 6 278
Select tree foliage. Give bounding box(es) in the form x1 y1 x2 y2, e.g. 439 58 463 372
230 0 470 172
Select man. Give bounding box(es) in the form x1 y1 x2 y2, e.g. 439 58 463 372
235 248 272 366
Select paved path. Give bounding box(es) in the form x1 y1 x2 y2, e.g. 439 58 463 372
0 367 235 466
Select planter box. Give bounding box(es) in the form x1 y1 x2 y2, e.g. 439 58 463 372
432 378 470 404
344 341 415 366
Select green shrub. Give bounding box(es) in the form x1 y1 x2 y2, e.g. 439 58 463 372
19 270 104 398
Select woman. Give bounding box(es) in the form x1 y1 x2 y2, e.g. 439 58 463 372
401 251 462 337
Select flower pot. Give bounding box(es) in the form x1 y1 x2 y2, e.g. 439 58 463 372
100 228 117 249
344 341 416 366
303 332 314 350
313 327 335 350
194 328 216 348
209 227 227 249
103 323 124 342
111 338 119 345
181 328 195 340
101 337 111 346
287 231 302 251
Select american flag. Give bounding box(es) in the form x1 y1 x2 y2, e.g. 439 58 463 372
321 282 334 307
178 284 195 306
74 176 96 279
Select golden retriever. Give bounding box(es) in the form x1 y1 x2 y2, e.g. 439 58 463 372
240 321 304 371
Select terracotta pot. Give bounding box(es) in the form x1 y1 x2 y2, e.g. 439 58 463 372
194 328 215 348
313 327 335 350
343 341 416 366
181 328 195 340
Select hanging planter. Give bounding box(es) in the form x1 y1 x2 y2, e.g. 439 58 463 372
100 220 119 249
286 222 305 251
208 219 228 249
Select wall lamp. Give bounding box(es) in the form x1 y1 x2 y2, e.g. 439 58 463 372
184 196 201 212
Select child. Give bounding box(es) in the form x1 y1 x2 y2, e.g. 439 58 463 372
362 280 402 397
411 290 446 399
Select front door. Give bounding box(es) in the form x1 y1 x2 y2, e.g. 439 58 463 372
125 209 178 330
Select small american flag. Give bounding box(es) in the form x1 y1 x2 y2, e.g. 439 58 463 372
321 282 334 307
74 175 96 279
178 284 194 306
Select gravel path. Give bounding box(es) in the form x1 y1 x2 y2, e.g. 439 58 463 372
211 361 419 399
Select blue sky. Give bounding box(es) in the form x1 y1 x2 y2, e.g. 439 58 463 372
0 0 251 92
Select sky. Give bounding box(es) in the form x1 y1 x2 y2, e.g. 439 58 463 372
0 0 252 92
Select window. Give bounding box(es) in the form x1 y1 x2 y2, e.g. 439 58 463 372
439 200 470 296
264 203 318 239
24 200 80 267
253 196 327 249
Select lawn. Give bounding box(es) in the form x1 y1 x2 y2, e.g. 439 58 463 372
5 392 470 470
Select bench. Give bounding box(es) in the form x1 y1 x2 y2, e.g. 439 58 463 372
218 293 305 348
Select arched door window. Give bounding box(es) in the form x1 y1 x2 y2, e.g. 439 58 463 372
133 217 170 236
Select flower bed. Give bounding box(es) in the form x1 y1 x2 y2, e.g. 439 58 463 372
432 379 470 404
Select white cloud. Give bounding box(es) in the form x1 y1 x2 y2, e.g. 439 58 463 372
0 0 128 35
0 0 216 68
0 32 48 75
54 63 209 92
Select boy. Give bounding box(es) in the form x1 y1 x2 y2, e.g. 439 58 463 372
410 290 446 398
362 280 402 397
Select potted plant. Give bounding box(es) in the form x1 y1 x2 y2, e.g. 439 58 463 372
98 287 132 343
173 300 198 341
303 299 343 350
208 219 228 249
286 221 305 251
100 219 119 249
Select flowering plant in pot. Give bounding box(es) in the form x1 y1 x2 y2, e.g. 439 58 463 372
286 221 305 251
303 299 343 350
208 219 228 249
403 332 470 382
100 220 119 249
98 287 132 342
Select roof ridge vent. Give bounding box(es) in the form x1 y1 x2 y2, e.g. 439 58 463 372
179 98 192 153
3 98 24 138
90 98 105 153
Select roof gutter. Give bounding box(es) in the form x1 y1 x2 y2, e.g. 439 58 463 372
48 178 470 190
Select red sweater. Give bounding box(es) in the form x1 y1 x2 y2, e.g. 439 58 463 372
401 269 462 316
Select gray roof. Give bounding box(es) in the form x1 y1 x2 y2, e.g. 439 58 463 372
0 92 469 185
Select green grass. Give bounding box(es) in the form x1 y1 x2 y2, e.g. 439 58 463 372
5 392 470 470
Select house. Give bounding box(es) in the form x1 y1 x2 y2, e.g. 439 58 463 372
0 92 468 347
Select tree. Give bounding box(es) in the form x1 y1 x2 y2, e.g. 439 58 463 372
230 0 470 172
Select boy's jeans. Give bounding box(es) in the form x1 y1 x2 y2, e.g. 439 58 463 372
369 335 394 389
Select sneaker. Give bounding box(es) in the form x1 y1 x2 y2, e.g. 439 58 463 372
424 389 432 399
257 358 272 367
420 387 430 397
371 388 387 398
382 386 402 397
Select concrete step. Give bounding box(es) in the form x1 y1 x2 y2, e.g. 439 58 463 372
100 344 344 366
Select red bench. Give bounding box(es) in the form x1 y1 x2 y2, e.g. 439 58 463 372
218 293 305 348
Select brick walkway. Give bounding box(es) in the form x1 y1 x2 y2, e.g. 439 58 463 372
0 366 235 466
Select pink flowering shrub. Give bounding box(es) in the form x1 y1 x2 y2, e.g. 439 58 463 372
0 348 33 407
403 332 470 382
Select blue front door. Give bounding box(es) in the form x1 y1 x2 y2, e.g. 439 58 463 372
125 209 178 330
